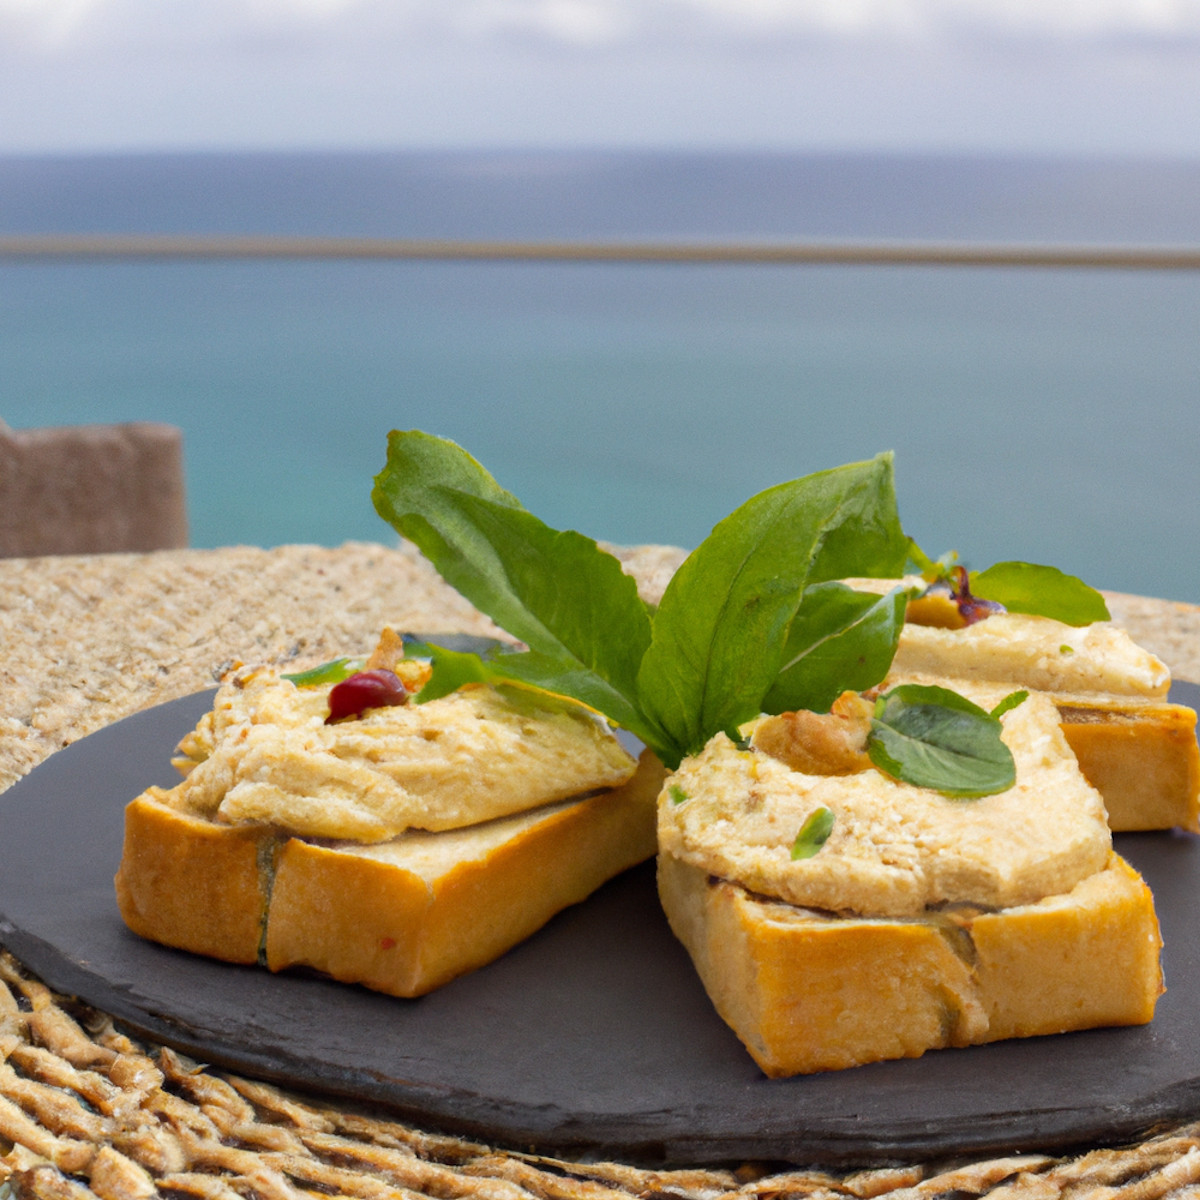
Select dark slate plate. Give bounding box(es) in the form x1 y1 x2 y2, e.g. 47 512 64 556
1 683 1199 1167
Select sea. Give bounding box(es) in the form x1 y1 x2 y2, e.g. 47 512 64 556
1 151 1198 602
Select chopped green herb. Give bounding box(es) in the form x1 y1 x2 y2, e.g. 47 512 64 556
1060 644 1075 655
990 690 1029 718
281 657 365 687
668 784 690 805
791 806 836 859
868 684 1016 798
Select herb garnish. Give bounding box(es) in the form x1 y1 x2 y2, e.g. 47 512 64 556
791 806 835 859
372 431 1017 796
373 431 907 769
281 657 366 687
867 684 1026 798
970 561 1110 626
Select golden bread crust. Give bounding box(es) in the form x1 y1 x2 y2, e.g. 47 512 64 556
658 852 1163 1077
266 750 663 996
114 789 271 964
1058 701 1200 833
117 752 665 997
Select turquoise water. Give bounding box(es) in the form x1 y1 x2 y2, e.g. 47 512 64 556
1 152 1198 602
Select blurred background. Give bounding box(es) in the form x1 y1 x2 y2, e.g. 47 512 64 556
1 1 1198 600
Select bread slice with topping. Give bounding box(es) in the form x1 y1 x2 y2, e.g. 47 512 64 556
656 686 1164 1075
117 749 663 996
115 653 665 997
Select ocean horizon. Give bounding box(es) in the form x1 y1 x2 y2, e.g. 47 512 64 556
2 149 1197 602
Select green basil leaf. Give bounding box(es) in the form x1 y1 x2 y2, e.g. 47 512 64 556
970 561 1110 626
763 583 907 715
281 657 365 687
414 641 671 756
401 632 514 658
804 452 909 583
990 689 1029 718
791 806 835 859
635 455 904 768
867 683 1016 798
372 430 653 706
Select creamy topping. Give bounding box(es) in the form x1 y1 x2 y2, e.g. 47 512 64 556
657 689 1111 918
166 669 636 842
890 612 1169 699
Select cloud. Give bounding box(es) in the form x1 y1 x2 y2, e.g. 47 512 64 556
2 0 1199 152
5 0 1200 56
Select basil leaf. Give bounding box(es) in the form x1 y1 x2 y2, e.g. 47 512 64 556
969 561 1110 626
867 683 1016 798
791 806 835 860
372 430 653 706
805 452 910 583
282 657 365 687
401 632 514 658
764 583 907 715
636 455 905 768
414 641 671 755
403 639 512 702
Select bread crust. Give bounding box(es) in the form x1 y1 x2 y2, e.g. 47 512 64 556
115 789 271 964
266 749 664 996
116 751 665 996
1058 701 1200 832
658 852 1163 1077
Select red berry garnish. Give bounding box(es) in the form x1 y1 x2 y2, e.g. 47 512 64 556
326 669 410 723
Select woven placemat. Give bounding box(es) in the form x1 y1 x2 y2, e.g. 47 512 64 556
3 543 1200 1198
3 950 1200 1200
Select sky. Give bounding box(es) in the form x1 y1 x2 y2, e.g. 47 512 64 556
1 0 1199 155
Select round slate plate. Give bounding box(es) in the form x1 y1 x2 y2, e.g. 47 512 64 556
1 684 1199 1167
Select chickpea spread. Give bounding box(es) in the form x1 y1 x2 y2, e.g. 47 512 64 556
159 669 637 843
658 688 1111 919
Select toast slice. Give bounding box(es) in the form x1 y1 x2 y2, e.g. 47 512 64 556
116 645 667 997
656 687 1164 1075
658 851 1162 1077
116 748 664 996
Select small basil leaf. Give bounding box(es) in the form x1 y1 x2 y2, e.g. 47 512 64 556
281 657 365 687
402 632 515 659
791 806 835 860
990 690 1029 718
764 582 906 715
414 642 672 760
970 561 1110 626
867 683 1016 798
